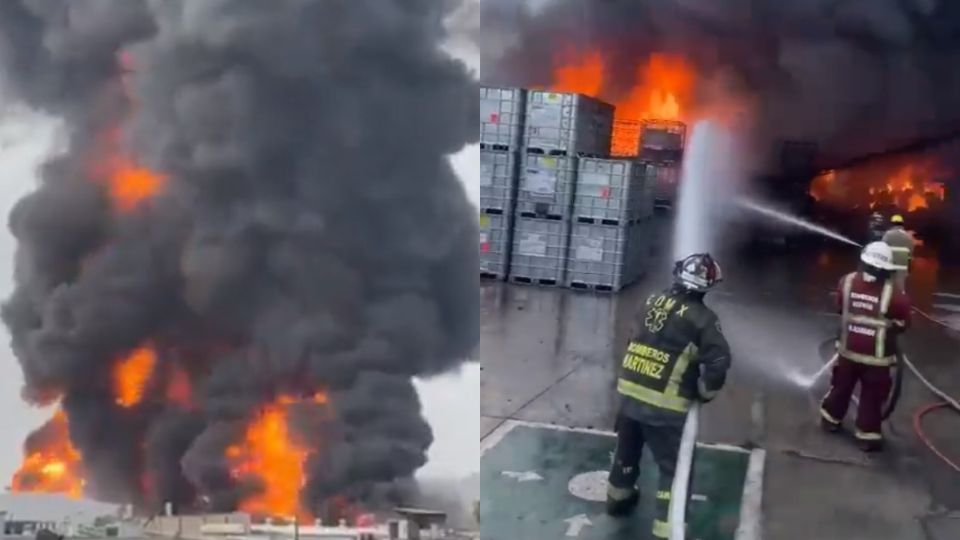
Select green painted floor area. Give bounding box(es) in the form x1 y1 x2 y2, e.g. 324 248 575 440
481 424 749 540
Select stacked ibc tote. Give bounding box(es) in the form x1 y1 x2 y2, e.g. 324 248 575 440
479 87 657 292
479 87 526 280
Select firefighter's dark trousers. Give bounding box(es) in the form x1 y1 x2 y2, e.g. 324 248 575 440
607 414 687 538
820 355 892 442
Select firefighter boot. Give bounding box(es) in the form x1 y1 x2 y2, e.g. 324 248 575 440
857 438 884 453
606 486 639 517
820 417 841 433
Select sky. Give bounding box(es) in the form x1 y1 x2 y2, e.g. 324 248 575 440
0 14 481 487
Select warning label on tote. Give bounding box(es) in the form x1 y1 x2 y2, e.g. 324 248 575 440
529 104 562 127
523 168 558 196
481 99 500 123
518 234 548 257
575 238 605 262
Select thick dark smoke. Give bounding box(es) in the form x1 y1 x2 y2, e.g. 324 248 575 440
0 0 478 514
481 0 960 168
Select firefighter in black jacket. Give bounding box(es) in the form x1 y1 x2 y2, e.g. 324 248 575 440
606 253 732 539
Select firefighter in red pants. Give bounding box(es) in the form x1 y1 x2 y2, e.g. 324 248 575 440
820 241 911 452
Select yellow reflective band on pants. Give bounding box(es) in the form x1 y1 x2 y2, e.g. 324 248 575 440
656 490 671 501
653 519 670 539
820 406 840 425
617 378 691 413
856 429 883 441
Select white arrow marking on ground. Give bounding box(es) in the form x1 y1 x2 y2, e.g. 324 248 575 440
500 470 543 482
563 514 592 537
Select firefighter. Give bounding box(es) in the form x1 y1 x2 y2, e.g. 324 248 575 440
606 253 732 539
882 214 915 290
867 212 885 243
820 241 910 452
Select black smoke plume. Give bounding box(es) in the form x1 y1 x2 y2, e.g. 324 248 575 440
481 0 960 167
0 0 478 514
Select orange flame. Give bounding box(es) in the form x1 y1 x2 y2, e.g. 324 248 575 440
11 409 85 498
227 393 328 519
114 346 157 408
109 160 165 211
89 52 166 212
549 51 695 155
94 126 166 212
809 160 945 214
552 50 605 97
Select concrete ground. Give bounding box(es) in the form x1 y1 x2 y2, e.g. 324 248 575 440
480 217 960 540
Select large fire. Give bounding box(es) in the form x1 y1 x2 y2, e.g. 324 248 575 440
549 50 695 156
11 409 85 498
227 393 329 520
810 160 946 214
10 49 328 514
114 345 158 408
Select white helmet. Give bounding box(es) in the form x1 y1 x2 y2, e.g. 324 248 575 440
860 241 895 270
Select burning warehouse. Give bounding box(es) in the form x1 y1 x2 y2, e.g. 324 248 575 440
0 0 477 524
481 0 960 244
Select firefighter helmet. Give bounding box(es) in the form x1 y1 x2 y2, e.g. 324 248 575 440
860 241 895 271
890 214 904 225
674 253 723 292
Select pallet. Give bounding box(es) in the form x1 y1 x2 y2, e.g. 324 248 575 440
510 275 560 287
481 271 506 281
568 281 620 293
573 216 639 227
480 143 513 152
517 211 565 221
524 147 605 158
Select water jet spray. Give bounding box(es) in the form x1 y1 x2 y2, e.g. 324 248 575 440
735 197 862 248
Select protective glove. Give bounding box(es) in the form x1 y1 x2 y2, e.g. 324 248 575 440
696 377 718 403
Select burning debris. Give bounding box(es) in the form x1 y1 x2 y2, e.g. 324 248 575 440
0 0 477 521
810 159 947 214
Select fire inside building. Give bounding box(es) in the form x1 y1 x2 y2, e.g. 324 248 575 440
479 1 960 539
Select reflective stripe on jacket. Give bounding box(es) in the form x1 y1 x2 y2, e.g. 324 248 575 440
837 272 899 365
617 289 731 415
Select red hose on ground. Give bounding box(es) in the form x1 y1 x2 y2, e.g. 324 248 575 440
913 402 960 474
